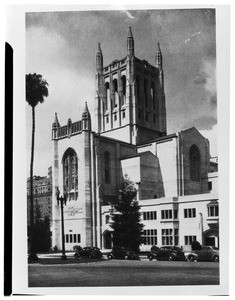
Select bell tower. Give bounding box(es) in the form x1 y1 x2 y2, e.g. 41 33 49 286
95 28 167 145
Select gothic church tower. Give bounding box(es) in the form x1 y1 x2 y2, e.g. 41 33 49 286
95 27 167 145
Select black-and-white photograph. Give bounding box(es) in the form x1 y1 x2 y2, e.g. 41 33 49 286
7 4 231 296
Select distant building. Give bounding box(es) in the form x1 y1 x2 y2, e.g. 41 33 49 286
50 27 219 251
27 167 52 226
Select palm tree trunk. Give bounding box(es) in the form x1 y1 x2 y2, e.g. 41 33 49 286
29 106 38 260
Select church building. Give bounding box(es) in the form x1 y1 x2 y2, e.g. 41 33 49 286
51 27 218 252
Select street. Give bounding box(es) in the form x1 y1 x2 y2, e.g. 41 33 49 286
28 258 219 287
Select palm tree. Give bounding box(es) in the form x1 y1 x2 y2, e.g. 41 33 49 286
26 73 48 260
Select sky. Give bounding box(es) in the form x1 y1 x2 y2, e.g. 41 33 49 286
26 8 217 176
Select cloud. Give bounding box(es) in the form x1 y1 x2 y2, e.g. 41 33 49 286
194 73 207 85
184 115 217 131
193 59 217 107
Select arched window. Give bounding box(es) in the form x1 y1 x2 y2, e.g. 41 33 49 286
144 79 148 107
121 75 126 105
105 82 110 111
113 79 118 108
189 145 200 181
104 151 111 184
63 148 78 200
151 82 155 110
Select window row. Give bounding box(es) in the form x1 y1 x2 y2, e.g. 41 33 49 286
105 111 126 124
104 76 126 111
143 211 157 220
184 235 197 245
184 208 196 218
65 234 81 244
142 229 157 245
161 228 179 246
161 209 178 220
142 228 179 246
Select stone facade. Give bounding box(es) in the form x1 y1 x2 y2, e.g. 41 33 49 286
51 27 218 251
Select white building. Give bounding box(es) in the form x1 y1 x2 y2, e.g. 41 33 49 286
51 27 218 252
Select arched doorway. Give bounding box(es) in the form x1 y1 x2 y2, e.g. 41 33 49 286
103 230 112 249
203 228 219 248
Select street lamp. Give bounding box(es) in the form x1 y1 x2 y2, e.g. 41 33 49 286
56 187 67 260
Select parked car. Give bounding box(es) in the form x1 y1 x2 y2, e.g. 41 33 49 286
74 246 102 259
148 246 186 261
107 246 140 260
187 246 219 262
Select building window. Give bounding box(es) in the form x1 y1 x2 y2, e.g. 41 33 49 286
208 181 212 191
153 115 157 123
143 229 157 245
184 208 196 218
105 82 110 111
104 151 111 184
65 234 81 243
184 235 197 245
189 144 200 181
162 229 173 245
106 116 109 124
113 79 118 108
143 211 157 220
63 148 78 200
138 110 142 119
122 111 126 119
121 75 126 105
161 210 173 220
114 113 117 122
174 228 179 246
207 205 219 217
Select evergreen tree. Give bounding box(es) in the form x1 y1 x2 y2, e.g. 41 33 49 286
110 176 144 253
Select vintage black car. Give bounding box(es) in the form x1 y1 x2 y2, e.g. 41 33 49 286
187 246 219 262
74 246 102 259
148 246 186 261
107 246 140 260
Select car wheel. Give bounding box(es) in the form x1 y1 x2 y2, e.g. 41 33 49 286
107 254 112 259
168 255 174 261
213 255 219 262
188 255 196 262
148 255 153 261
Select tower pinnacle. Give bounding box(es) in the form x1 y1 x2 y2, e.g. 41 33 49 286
155 42 163 70
53 112 60 127
127 27 134 57
96 42 103 73
82 101 91 119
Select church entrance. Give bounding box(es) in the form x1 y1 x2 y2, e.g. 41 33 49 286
103 231 112 249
